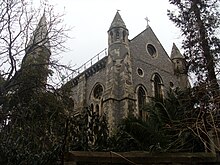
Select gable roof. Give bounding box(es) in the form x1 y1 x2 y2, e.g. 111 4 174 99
130 26 171 59
129 25 175 74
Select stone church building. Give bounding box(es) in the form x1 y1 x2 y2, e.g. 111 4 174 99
66 11 189 131
23 11 189 132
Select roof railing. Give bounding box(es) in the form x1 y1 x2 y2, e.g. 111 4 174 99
72 48 107 78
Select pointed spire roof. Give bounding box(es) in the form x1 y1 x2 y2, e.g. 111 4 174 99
171 43 184 59
27 13 50 49
109 11 127 30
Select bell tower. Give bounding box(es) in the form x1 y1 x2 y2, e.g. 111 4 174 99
103 11 135 132
108 11 129 46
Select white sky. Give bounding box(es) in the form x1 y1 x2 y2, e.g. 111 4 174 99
47 0 182 68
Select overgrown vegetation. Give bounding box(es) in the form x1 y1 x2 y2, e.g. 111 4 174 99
112 88 219 152
0 0 220 164
166 0 220 152
0 0 72 164
168 0 220 94
66 107 109 152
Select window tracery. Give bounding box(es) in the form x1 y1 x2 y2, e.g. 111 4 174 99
153 74 163 100
93 84 103 100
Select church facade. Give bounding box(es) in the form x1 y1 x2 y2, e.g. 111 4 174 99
66 11 189 131
68 12 189 130
22 12 189 132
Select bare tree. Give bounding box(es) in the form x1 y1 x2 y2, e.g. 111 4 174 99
0 0 70 93
0 0 74 163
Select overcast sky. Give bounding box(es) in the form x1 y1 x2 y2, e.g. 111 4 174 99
46 0 182 68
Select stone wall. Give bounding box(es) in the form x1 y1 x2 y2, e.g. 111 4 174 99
65 151 220 165
129 27 179 96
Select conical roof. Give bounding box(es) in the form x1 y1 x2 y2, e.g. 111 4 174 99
109 11 126 30
171 43 184 59
27 13 50 49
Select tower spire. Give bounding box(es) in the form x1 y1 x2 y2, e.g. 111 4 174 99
171 43 184 59
108 11 129 46
21 14 51 87
109 11 126 31
27 13 50 50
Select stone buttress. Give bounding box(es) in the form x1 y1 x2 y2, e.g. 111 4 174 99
103 12 136 132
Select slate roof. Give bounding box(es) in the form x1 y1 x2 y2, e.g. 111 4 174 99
170 43 184 59
109 11 127 30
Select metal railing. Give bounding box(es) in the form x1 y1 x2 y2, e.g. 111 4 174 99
72 48 108 78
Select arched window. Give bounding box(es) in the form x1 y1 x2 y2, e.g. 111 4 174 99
116 30 120 40
137 86 146 119
91 83 104 117
93 84 103 100
110 31 113 43
122 30 126 42
153 74 163 100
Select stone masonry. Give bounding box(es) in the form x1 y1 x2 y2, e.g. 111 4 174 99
67 11 189 132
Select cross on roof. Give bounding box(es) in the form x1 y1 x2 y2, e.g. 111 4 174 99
145 16 150 27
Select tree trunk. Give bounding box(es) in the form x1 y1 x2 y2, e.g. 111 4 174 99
192 0 219 97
